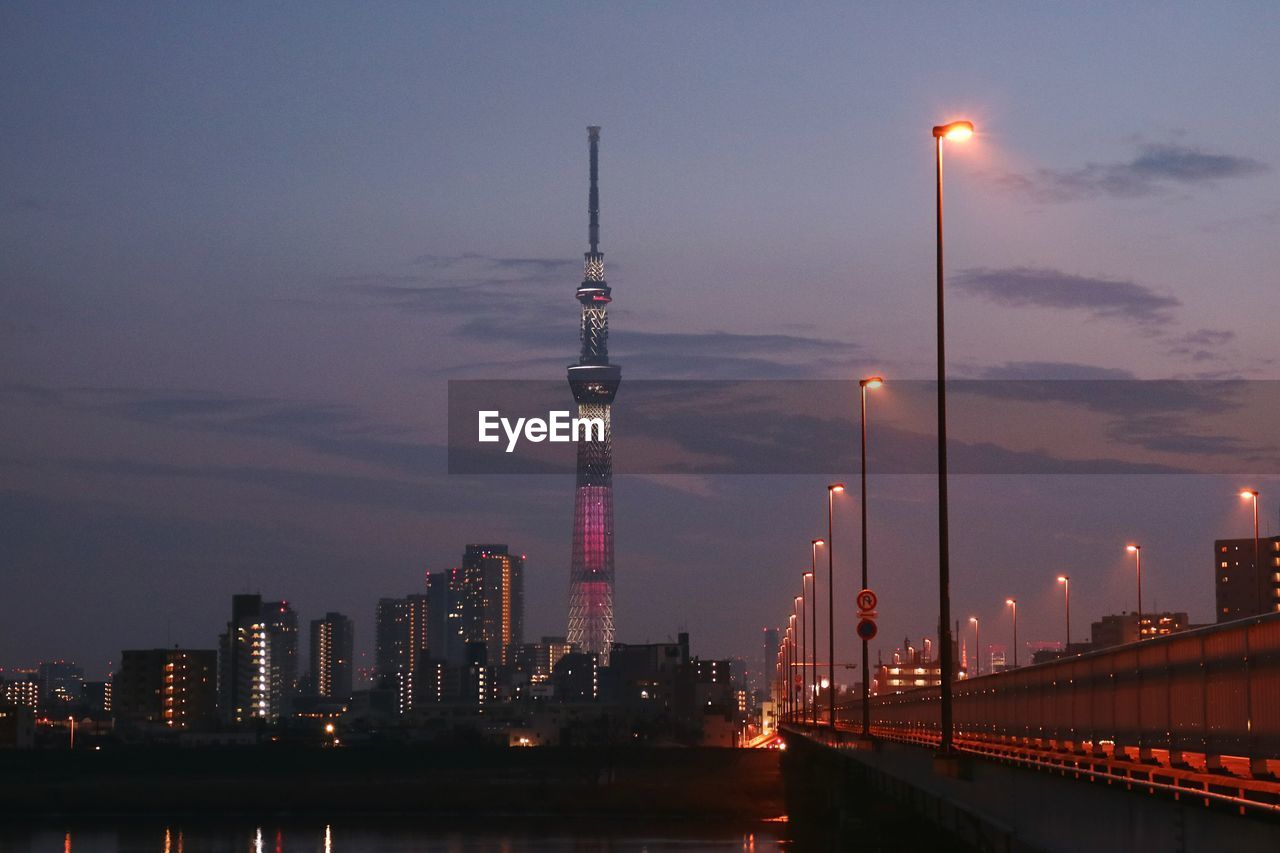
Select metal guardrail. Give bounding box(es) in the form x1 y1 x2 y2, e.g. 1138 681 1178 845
862 612 1280 773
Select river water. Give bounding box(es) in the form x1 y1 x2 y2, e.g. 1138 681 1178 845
0 823 788 852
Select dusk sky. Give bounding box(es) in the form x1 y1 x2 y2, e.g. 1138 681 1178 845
3 4 1279 679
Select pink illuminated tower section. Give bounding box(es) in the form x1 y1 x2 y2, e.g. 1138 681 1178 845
566 126 620 665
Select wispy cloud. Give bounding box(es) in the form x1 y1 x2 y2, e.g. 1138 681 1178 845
990 143 1267 202
978 362 1136 381
954 267 1180 327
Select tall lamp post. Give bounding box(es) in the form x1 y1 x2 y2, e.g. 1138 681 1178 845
969 617 980 676
803 571 815 725
1005 598 1018 668
788 617 797 720
1241 489 1261 613
827 483 845 729
1057 575 1071 648
788 594 798 722
932 119 973 753
810 539 824 725
1126 544 1143 639
858 376 883 737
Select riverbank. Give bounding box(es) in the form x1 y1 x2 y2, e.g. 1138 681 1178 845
0 746 782 821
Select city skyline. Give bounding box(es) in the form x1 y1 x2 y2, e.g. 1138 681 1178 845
4 4 1280 683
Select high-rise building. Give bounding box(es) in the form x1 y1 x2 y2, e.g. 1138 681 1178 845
376 577 454 712
426 572 454 664
1089 611 1191 648
459 545 525 665
310 612 354 699
1215 536 1280 622
374 597 409 686
218 594 297 724
566 126 620 666
114 649 217 730
37 660 84 709
761 628 779 693
2 675 39 714
262 600 299 702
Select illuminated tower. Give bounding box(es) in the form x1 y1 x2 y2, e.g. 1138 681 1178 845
566 125 620 666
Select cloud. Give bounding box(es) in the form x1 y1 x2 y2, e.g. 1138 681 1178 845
978 362 1136 381
325 251 874 379
954 267 1180 326
990 143 1267 202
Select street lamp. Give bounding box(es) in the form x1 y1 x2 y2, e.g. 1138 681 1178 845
827 483 845 729
858 376 883 738
932 118 973 754
788 594 798 722
1057 575 1071 649
810 539 824 725
969 617 980 676
1241 489 1261 612
803 570 815 725
1126 544 1143 639
1006 598 1018 668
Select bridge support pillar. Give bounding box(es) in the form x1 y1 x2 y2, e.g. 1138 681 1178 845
1249 756 1273 779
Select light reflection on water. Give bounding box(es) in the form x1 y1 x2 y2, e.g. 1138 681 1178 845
2 824 784 852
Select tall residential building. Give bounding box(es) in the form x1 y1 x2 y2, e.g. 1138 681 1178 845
310 612 354 699
1089 611 1191 648
459 545 525 665
374 597 409 685
218 594 297 724
1215 535 1280 622
761 628 779 691
2 675 39 714
262 600 299 701
37 660 84 708
566 126 620 666
114 649 217 730
426 572 454 664
376 577 453 712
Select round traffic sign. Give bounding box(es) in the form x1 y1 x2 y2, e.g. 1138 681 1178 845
856 588 878 612
856 618 878 641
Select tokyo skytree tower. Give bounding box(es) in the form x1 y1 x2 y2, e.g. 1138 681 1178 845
566 126 620 665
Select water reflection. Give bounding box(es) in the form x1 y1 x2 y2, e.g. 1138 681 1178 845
8 824 784 852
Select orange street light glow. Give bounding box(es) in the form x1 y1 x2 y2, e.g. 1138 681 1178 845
812 538 825 546
829 483 846 493
1126 544 1140 553
933 120 975 140
860 376 884 389
1057 575 1069 583
1241 489 1258 498
1006 598 1016 606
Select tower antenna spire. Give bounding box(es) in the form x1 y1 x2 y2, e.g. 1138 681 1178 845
588 126 601 253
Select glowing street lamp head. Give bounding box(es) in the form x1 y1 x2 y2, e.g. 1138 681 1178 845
1126 544 1140 554
1057 575 1069 584
969 616 979 625
794 595 803 607
1005 598 1016 607
860 376 884 389
812 538 825 546
829 483 846 493
933 120 975 140
803 570 814 580
1241 488 1259 499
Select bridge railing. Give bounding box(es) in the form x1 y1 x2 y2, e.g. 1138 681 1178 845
864 612 1280 770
